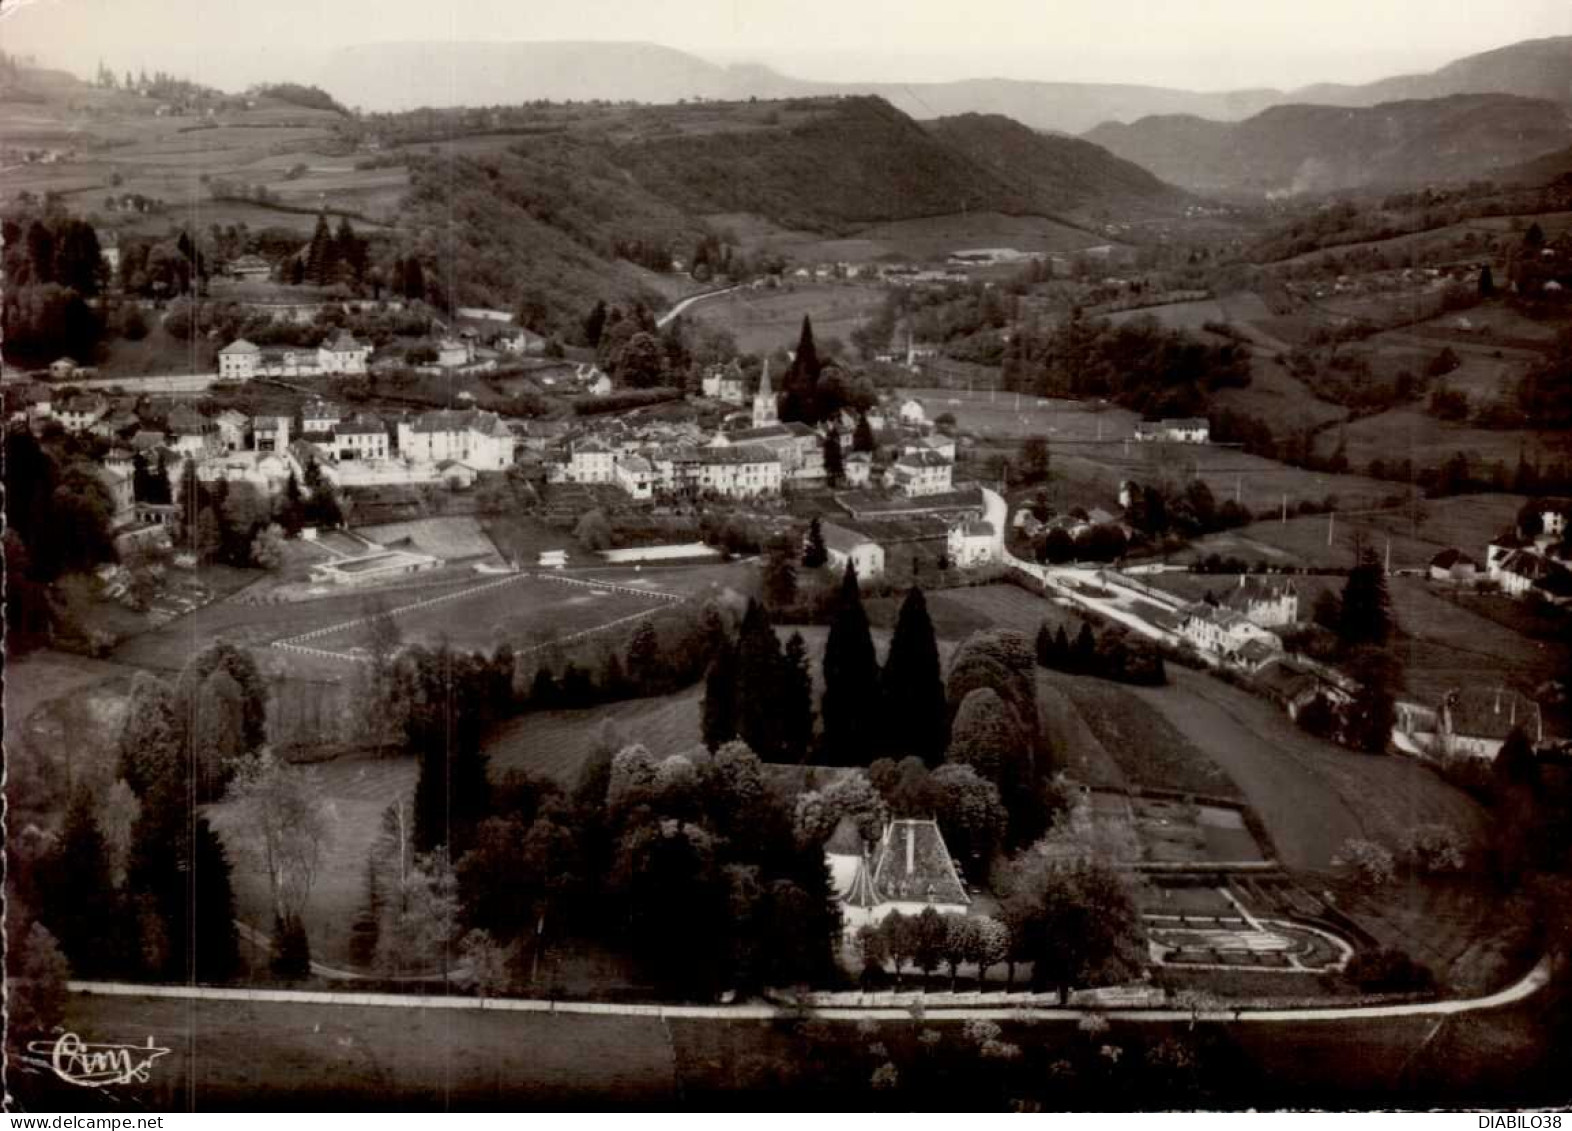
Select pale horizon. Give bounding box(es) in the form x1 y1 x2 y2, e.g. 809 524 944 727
2 0 1570 97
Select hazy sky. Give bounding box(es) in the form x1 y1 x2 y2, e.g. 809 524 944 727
3 0 1570 92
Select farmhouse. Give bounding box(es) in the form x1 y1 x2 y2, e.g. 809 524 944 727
1179 602 1281 659
1429 548 1479 583
1436 686 1543 760
49 357 80 380
829 817 971 933
218 338 261 380
820 522 886 580
1495 549 1557 598
57 394 109 432
1220 575 1299 628
318 331 371 375
1134 418 1210 444
889 449 954 497
947 519 998 569
436 338 472 368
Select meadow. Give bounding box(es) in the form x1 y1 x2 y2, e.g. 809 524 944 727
686 280 889 354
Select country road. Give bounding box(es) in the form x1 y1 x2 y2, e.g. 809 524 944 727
66 955 1553 1024
656 285 740 328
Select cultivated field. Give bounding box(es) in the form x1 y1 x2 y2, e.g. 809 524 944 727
1135 669 1489 868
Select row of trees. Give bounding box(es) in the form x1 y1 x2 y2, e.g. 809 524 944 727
1036 620 1166 686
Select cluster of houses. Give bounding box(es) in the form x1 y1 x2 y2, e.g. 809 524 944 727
1158 576 1300 672
1424 502 1572 607
550 365 961 504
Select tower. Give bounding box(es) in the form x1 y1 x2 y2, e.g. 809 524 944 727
752 359 778 428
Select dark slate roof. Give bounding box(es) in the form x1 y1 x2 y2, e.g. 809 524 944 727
1443 686 1541 742
869 818 969 906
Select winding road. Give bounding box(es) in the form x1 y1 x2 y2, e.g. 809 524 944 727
656 285 741 328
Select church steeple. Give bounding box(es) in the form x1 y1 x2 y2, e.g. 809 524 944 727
752 358 778 428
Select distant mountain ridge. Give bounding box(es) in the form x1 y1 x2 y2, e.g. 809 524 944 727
319 35 1572 134
1084 93 1572 195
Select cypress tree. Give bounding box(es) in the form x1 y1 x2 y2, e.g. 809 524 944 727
852 413 876 453
736 600 784 758
823 427 845 486
821 562 881 764
305 213 335 286
880 587 948 765
191 817 240 983
781 315 823 423
701 642 739 752
1339 549 1391 647
803 515 829 568
781 631 815 763
43 788 123 978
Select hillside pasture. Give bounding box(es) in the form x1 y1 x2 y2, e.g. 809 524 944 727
1312 406 1565 476
900 387 1140 442
1172 492 1525 572
685 281 888 354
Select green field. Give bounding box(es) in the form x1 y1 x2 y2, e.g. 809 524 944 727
44 994 676 1110
686 281 889 354
1173 492 1524 572
307 577 672 657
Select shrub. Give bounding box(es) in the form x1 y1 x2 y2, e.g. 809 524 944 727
1344 946 1435 994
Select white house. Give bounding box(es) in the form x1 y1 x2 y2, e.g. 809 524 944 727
889 450 954 497
896 398 927 426
1179 603 1281 659
615 454 654 500
436 338 471 368
196 451 293 495
1220 576 1299 628
217 339 261 381
318 331 371 375
574 364 612 396
58 394 109 432
695 445 781 498
821 522 886 580
1134 418 1210 444
1429 548 1479 583
701 362 747 405
166 405 219 456
251 414 291 452
947 518 997 569
49 357 80 380
301 399 343 435
215 409 250 452
562 438 616 484
334 413 389 460
844 451 873 488
397 408 513 471
1496 550 1556 597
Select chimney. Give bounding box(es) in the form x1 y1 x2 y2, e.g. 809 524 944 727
906 823 915 875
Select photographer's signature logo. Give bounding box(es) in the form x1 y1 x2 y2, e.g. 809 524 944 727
26 1033 170 1087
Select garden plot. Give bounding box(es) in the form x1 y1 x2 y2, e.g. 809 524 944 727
355 516 500 561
